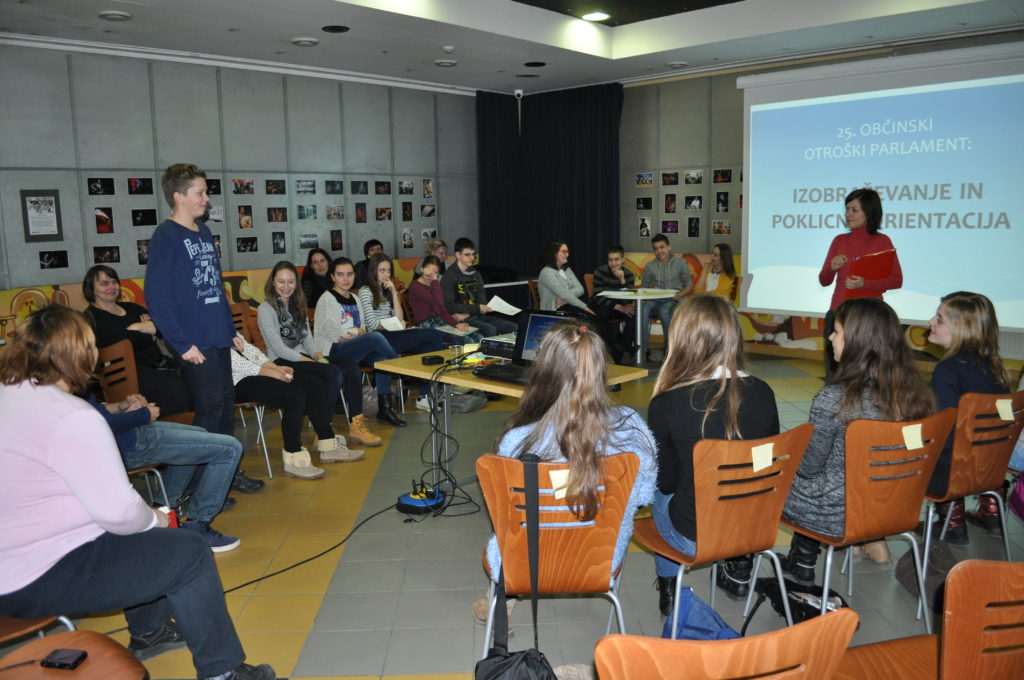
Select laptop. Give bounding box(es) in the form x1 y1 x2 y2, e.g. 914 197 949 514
473 311 566 384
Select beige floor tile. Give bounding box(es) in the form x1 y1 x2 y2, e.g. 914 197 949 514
236 631 308 677
235 594 322 632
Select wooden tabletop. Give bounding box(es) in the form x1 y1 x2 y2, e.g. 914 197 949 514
375 348 648 399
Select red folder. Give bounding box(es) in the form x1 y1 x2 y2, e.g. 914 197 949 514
847 248 896 298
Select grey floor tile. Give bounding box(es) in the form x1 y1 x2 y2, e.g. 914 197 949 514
403 556 487 589
394 587 481 628
554 618 614 666
293 629 390 677
327 559 406 593
384 626 477 675
314 591 400 631
339 530 413 561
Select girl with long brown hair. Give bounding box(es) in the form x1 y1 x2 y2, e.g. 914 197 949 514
649 295 780 614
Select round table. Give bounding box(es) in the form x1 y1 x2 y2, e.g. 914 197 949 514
596 288 677 363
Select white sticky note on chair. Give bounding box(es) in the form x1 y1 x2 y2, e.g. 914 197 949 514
548 469 570 500
902 423 924 450
996 398 1014 421
751 442 774 472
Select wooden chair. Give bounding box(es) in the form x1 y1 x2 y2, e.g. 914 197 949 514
398 288 416 326
835 559 1024 679
922 391 1024 567
0 629 146 679
96 339 141 405
476 452 640 658
583 272 595 298
0 615 74 644
632 424 813 632
595 607 858 680
782 408 956 633
229 302 274 477
527 279 540 309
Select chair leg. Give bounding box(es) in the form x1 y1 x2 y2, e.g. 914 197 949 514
338 387 350 422
481 580 496 660
145 468 171 508
939 500 954 540
238 406 247 427
709 562 718 610
56 616 75 632
987 491 1013 561
743 553 763 618
253 405 273 479
669 564 687 640
761 550 794 626
918 502 937 621
604 575 626 635
819 545 835 617
898 531 932 634
844 548 854 598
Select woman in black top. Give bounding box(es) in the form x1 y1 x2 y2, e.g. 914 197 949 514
648 294 780 614
82 265 189 415
300 248 333 308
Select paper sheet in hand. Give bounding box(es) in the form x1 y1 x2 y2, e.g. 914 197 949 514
379 316 406 332
486 295 521 316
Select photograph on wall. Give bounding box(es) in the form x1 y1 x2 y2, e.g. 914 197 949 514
661 171 679 186
299 234 319 249
39 250 69 269
398 180 414 195
87 178 114 195
684 195 702 210
325 180 344 195
213 235 222 258
688 217 700 237
93 245 120 264
137 239 150 265
376 207 392 221
266 179 286 195
127 177 153 195
636 197 652 211
712 219 732 235
420 204 436 218
684 169 703 185
634 172 653 188
420 229 437 241
94 207 113 234
401 202 413 221
238 205 253 229
267 207 288 223
402 229 414 249
661 220 678 234
295 179 316 195
639 217 651 237
206 179 222 195
236 236 258 253
131 208 157 227
231 178 255 194
297 204 317 220
207 205 224 223
21 190 63 242
716 191 729 212
330 229 343 251
326 205 344 220
664 194 676 213
422 178 434 198
354 203 367 223
375 181 391 195
351 180 368 195
272 231 286 254
713 169 733 184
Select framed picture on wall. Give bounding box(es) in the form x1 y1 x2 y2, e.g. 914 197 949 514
39 250 69 269
635 172 653 188
272 231 286 254
21 189 64 242
661 171 679 186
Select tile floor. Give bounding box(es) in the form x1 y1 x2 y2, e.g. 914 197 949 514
4 356 1021 679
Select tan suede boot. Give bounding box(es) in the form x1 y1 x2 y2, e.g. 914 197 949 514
854 540 891 565
317 435 365 463
347 414 382 447
282 448 324 480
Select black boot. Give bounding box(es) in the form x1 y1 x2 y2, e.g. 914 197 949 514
716 554 753 600
778 533 819 584
377 394 406 427
655 576 676 617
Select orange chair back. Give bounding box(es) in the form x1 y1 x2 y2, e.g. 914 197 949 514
476 452 639 595
528 280 540 309
938 391 1024 501
399 289 416 325
230 301 250 339
583 273 595 298
96 339 139 403
595 608 859 679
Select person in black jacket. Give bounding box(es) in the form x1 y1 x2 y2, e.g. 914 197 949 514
591 244 637 359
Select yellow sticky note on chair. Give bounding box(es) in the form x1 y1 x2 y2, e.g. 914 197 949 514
902 423 924 450
549 469 570 500
996 399 1014 421
751 442 774 472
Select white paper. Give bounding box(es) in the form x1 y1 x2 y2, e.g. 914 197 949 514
902 423 924 450
996 398 1014 421
751 442 774 473
487 295 522 317
379 316 406 332
437 324 470 336
548 469 570 500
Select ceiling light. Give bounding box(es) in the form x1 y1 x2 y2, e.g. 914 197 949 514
581 12 610 22
515 74 540 79
290 37 320 47
434 59 458 67
665 61 688 69
98 10 132 22
322 25 350 33
524 61 546 68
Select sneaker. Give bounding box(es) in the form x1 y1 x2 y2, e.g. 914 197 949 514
181 520 241 553
415 395 431 411
220 496 237 512
205 662 277 680
318 435 365 463
347 414 382 447
129 621 186 660
472 596 516 625
231 470 265 494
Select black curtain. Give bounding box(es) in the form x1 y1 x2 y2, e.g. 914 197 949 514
476 84 623 279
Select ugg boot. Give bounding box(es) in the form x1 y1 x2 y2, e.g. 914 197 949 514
317 435 365 463
655 576 676 617
347 414 382 447
282 448 324 480
716 554 753 599
376 394 406 427
778 533 820 584
853 540 891 565
967 480 1009 532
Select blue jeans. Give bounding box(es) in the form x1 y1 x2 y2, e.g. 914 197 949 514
467 314 517 337
0 529 245 678
652 490 697 577
329 332 398 394
181 346 235 437
642 299 678 352
1010 436 1024 472
123 421 242 523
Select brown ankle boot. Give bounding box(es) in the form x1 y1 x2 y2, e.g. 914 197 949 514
967 480 1008 532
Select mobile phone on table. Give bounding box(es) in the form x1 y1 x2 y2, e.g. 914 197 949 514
40 648 87 670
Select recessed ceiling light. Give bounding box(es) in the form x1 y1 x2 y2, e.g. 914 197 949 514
515 74 540 79
524 61 546 68
434 59 458 67
98 10 132 22
290 37 320 47
665 61 688 69
581 11 610 22
322 25 350 33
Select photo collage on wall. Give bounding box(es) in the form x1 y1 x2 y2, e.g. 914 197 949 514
711 166 740 237
82 174 161 271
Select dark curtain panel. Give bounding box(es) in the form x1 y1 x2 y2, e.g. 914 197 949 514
476 84 623 280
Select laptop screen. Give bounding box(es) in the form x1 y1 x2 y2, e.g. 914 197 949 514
513 312 566 364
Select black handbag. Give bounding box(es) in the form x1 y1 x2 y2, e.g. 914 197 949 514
474 454 557 680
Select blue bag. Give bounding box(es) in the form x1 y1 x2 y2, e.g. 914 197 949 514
661 586 741 640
